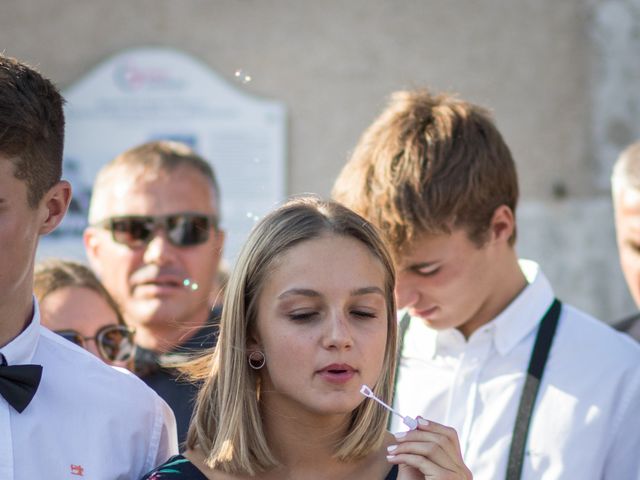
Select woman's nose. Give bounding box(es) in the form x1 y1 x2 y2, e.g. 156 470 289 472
323 314 354 350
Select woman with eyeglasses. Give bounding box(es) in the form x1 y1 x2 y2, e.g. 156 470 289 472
142 197 471 480
34 259 136 368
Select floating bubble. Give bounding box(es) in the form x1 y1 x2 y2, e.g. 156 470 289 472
234 69 252 84
183 278 199 291
246 211 253 218
253 157 261 164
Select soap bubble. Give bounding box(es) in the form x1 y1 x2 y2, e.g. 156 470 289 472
234 69 252 84
246 211 261 222
183 278 199 291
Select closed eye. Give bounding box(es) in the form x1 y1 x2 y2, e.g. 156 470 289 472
288 311 318 321
413 265 440 277
351 310 377 319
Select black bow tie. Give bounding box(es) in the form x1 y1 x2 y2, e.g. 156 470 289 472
0 356 42 413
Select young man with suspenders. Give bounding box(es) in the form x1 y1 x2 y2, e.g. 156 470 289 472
333 89 640 479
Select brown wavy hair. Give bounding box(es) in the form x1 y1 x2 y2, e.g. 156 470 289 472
333 89 518 256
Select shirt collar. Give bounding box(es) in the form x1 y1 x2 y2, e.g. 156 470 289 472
0 297 41 365
491 260 555 356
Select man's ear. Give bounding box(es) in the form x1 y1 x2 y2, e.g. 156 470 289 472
488 205 516 244
83 226 103 275
38 180 72 236
214 228 225 257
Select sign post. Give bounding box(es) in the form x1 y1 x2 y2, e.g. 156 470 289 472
39 47 287 266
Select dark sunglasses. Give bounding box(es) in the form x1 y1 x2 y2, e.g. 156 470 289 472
93 212 218 248
55 325 136 363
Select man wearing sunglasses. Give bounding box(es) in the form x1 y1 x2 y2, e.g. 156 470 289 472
0 54 177 479
84 140 225 444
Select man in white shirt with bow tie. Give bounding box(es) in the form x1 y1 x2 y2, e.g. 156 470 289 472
0 54 177 479
333 89 640 480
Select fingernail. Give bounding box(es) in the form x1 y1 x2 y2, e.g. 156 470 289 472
387 445 397 453
386 455 395 461
418 418 429 426
394 432 407 440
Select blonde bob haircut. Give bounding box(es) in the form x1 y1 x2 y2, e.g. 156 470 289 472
185 195 397 476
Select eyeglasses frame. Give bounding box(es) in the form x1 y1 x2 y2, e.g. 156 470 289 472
54 324 136 363
92 211 219 248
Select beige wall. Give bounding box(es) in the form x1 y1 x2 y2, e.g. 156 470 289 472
2 0 638 321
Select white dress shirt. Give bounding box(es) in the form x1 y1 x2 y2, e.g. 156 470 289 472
0 300 178 480
392 260 640 479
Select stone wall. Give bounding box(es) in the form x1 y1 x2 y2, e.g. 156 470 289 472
1 0 637 321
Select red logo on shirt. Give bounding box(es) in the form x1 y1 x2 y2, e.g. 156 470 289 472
70 464 84 476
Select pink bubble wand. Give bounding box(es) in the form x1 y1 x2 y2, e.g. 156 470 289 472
359 384 418 430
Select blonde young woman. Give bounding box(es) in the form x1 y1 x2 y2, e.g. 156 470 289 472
142 197 471 480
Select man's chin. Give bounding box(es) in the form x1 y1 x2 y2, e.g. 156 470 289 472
414 312 456 332
127 301 177 326
410 306 439 321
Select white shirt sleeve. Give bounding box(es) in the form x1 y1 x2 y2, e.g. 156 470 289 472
146 394 179 471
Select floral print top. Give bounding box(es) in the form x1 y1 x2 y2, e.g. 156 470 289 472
141 456 204 479
142 455 399 479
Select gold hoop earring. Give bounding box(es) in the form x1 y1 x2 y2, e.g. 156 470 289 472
248 350 266 370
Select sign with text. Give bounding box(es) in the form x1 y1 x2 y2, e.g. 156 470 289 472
38 47 286 266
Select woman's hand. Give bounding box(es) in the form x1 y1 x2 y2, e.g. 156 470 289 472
387 418 472 480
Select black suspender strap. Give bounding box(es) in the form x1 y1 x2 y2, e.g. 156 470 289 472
394 312 411 387
506 298 562 480
393 300 561 479
389 312 411 429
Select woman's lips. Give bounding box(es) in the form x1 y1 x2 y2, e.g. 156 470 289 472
316 364 357 384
